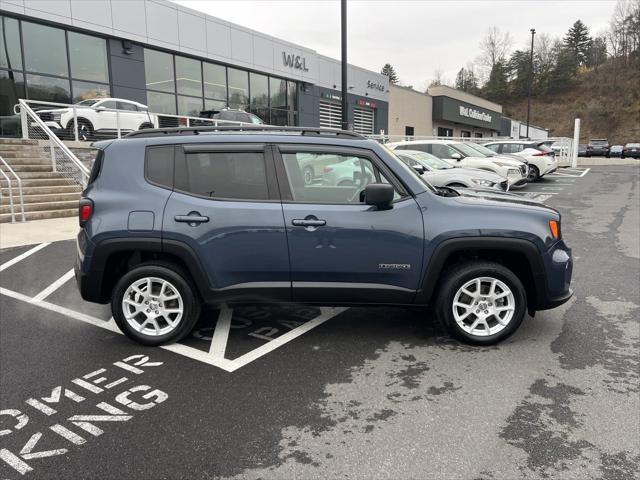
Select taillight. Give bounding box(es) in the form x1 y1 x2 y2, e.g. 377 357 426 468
79 198 93 227
533 151 546 156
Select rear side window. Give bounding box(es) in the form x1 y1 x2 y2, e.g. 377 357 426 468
175 151 269 201
145 146 174 189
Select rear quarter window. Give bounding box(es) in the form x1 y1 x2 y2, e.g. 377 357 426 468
145 146 174 189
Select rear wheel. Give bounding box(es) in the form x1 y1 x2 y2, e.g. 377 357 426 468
111 263 201 346
76 119 94 141
526 165 540 182
435 261 526 345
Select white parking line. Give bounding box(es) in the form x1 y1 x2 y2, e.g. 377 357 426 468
32 269 75 302
0 283 346 372
0 242 50 272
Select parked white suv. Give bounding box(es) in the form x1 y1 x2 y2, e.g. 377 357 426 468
483 140 558 181
388 140 528 187
35 98 156 141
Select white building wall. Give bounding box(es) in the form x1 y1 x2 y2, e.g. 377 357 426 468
0 0 388 101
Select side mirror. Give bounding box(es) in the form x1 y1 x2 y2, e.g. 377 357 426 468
364 183 394 210
450 153 462 160
95 106 106 112
412 164 426 175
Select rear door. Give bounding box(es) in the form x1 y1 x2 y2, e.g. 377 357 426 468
162 143 290 301
273 145 424 304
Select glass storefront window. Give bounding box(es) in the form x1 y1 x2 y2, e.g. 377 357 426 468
203 62 226 100
269 77 286 110
287 81 297 111
204 98 227 111
0 16 22 70
68 32 108 83
72 80 110 103
22 22 68 77
177 95 202 117
147 91 176 114
227 68 248 108
250 73 268 110
26 74 71 103
175 56 202 97
0 70 24 136
249 106 269 124
270 109 288 126
144 49 175 93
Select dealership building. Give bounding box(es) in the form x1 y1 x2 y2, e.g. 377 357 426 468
0 0 389 135
388 84 548 140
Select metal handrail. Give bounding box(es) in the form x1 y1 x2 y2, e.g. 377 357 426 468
0 154 26 223
17 99 90 186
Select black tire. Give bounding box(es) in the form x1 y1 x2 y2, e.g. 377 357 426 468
526 165 540 182
303 166 315 185
447 183 467 188
76 119 94 141
111 262 201 346
435 261 527 345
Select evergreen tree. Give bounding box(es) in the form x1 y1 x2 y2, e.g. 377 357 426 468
564 20 592 67
549 46 577 91
507 50 532 97
455 67 480 93
484 61 509 101
380 63 399 84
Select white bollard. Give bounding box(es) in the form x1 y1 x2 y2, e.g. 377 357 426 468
571 118 580 168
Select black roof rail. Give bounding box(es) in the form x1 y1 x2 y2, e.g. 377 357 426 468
125 125 366 139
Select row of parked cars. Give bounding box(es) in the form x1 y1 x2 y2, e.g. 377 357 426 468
577 139 640 158
383 139 557 192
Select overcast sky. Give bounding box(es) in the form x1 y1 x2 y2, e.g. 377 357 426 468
173 0 616 90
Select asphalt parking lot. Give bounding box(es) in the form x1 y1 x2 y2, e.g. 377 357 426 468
1 165 638 479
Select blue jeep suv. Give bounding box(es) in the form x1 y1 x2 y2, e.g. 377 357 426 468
75 126 573 346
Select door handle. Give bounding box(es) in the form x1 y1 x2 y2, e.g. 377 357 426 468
292 219 326 227
174 213 209 225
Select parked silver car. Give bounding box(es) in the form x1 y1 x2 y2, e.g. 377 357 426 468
394 150 508 191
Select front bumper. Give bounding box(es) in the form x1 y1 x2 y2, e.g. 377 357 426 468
535 240 573 310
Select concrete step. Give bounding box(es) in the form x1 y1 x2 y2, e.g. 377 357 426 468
0 199 79 215
3 192 81 204
0 157 52 165
0 171 68 179
10 185 83 195
1 164 53 173
5 178 77 187
0 138 39 145
0 207 77 223
0 151 48 159
0 146 46 154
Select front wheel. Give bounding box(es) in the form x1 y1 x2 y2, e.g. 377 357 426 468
111 263 201 346
526 165 540 182
435 261 526 345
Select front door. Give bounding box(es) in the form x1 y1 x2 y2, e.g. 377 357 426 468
274 145 424 304
162 144 290 302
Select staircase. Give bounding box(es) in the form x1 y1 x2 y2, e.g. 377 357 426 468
0 139 82 223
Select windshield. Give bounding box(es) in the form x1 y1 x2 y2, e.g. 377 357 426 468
402 151 453 170
76 99 100 106
452 142 484 157
464 142 497 157
380 144 436 192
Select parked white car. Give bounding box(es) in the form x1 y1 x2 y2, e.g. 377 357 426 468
35 98 156 141
387 140 528 187
483 140 558 181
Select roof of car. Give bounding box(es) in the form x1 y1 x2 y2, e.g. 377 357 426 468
387 139 462 146
483 140 537 145
94 97 148 108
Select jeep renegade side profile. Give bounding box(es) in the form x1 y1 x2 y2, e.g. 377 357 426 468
75 126 573 346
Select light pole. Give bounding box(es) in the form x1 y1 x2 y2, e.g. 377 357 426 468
526 28 535 138
341 0 348 130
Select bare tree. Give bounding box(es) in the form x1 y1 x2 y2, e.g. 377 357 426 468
478 27 513 76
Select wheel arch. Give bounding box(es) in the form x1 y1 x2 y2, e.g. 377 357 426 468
416 237 545 314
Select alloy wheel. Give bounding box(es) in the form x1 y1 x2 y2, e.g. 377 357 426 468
122 277 184 336
452 276 515 337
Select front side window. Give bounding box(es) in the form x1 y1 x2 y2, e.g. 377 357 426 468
484 143 499 153
176 151 269 201
281 152 400 204
68 32 108 83
430 144 457 159
22 21 68 77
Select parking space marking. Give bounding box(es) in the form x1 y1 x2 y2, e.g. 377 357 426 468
209 306 232 359
547 167 590 178
0 242 50 272
32 269 75 302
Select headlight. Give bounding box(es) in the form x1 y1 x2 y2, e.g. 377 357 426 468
52 113 62 123
471 179 494 187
